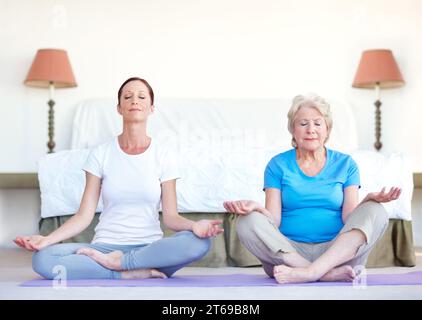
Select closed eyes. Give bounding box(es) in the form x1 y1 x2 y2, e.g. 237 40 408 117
300 122 322 126
124 96 146 100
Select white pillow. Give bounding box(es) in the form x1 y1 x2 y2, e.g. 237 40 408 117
38 149 103 218
351 150 413 221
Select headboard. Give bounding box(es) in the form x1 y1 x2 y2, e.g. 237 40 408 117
71 97 359 153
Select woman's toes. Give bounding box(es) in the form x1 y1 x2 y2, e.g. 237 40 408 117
151 269 167 279
273 265 288 275
76 248 94 256
347 266 356 281
122 268 167 280
75 248 122 270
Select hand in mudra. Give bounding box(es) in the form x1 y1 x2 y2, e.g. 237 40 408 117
13 235 51 252
223 200 259 215
366 187 401 203
192 219 224 238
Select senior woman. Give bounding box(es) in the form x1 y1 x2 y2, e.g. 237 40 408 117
224 93 401 284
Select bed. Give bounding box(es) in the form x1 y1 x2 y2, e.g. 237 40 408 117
38 97 416 268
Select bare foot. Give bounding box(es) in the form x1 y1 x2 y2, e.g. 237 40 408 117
320 265 356 282
273 265 317 284
122 268 167 280
77 248 123 271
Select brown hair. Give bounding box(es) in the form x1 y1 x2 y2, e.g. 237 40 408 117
117 77 154 106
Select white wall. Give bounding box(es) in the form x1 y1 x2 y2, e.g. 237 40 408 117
0 0 421 172
0 189 40 247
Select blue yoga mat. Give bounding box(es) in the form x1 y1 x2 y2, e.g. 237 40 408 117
20 271 422 287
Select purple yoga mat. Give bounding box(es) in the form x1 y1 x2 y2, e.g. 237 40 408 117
20 271 422 287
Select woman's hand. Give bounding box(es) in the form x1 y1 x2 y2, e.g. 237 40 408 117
365 187 402 204
13 235 52 252
192 219 224 238
223 200 260 215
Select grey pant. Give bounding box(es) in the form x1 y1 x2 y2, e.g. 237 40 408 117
236 201 389 277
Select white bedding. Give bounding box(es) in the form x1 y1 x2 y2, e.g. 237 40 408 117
350 150 413 220
38 97 413 220
38 149 103 218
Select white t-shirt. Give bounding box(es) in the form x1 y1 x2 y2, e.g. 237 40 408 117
83 136 180 245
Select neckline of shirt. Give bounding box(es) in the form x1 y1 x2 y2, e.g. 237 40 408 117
114 136 154 157
292 147 330 179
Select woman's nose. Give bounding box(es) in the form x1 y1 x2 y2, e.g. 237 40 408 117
307 125 315 133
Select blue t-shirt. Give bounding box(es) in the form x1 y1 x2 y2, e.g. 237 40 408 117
263 148 360 243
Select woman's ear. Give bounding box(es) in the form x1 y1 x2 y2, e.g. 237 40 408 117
324 134 330 144
150 104 155 114
117 104 122 115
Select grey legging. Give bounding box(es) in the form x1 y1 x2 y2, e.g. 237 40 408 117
32 231 210 280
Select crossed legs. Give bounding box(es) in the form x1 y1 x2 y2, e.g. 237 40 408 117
76 231 211 278
237 201 388 284
33 231 210 280
273 230 364 283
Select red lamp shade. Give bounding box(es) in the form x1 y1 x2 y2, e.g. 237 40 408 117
24 49 77 88
352 49 404 89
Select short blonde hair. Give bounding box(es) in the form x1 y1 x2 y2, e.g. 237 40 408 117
287 93 333 148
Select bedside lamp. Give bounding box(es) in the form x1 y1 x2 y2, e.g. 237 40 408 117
24 49 77 153
352 49 405 151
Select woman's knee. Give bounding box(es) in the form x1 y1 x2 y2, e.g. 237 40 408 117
195 237 211 259
32 249 56 279
364 201 389 229
236 212 266 238
31 243 73 279
179 231 211 259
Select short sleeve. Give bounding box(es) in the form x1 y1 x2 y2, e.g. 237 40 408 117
343 157 360 189
159 145 181 183
263 158 283 190
82 146 103 178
